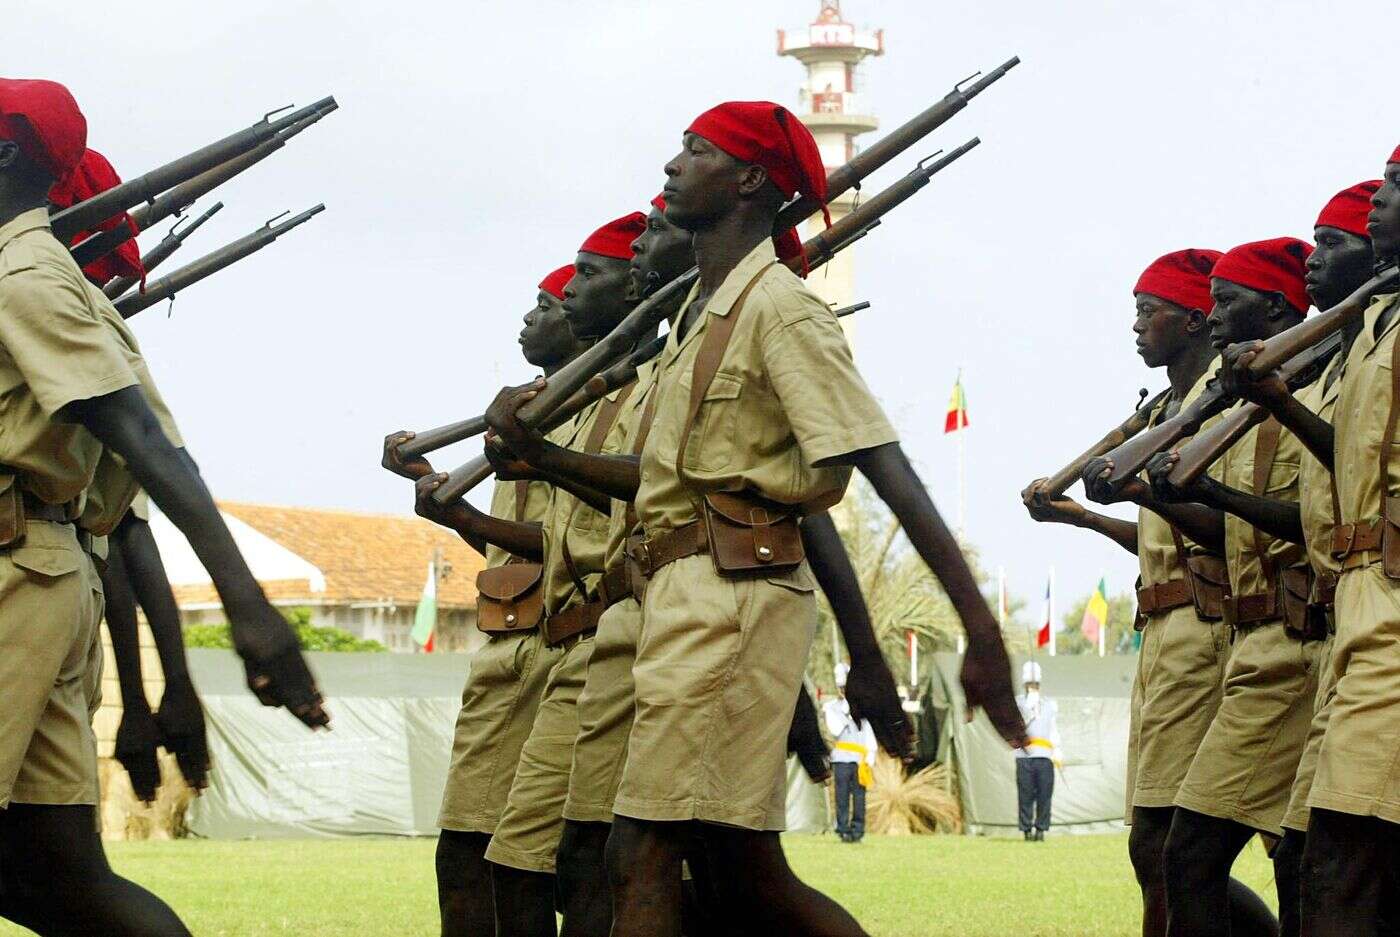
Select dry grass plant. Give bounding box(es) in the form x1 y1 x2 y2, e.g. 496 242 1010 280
865 752 963 835
98 754 196 841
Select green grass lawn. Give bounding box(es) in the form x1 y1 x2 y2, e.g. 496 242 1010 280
0 832 1279 936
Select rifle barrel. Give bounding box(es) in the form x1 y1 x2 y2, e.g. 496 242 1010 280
102 201 225 300
1040 387 1170 497
1166 403 1266 487
51 96 334 242
834 301 870 318
114 204 325 318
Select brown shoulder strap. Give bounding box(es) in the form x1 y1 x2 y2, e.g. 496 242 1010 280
676 263 775 490
1381 318 1400 503
557 381 638 604
1169 524 1190 577
623 386 662 533
1250 417 1284 580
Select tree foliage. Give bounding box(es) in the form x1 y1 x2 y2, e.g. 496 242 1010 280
184 607 387 653
1054 590 1138 655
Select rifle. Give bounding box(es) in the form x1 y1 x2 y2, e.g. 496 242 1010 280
1036 387 1170 498
51 97 335 243
1242 264 1400 377
114 205 325 319
1166 336 1343 487
426 134 987 504
1101 331 1346 489
102 201 224 300
69 102 336 270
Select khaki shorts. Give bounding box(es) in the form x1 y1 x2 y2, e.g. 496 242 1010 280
1175 622 1320 835
1282 634 1336 832
0 522 105 809
564 596 642 823
1127 603 1231 812
484 633 594 872
1310 564 1400 824
437 629 560 834
613 555 817 831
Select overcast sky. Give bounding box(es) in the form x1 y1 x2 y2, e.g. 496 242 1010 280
10 0 1397 628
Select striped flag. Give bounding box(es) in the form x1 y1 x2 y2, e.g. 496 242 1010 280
411 559 437 653
1082 576 1109 646
1036 575 1052 649
944 373 970 433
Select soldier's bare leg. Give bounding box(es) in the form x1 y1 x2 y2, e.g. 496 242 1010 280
436 830 495 937
0 803 190 936
607 817 687 937
1300 809 1399 937
1274 829 1306 937
701 827 868 937
491 864 556 937
557 820 610 937
1130 807 1174 937
1163 808 1276 937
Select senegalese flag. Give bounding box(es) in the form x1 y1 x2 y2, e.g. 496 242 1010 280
411 560 437 653
944 373 969 434
1081 576 1109 644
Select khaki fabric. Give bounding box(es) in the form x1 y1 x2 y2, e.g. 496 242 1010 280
634 239 897 533
484 634 593 872
1283 634 1336 832
602 361 659 572
128 491 150 522
1127 603 1231 810
436 442 564 833
1137 362 1221 587
564 596 642 822
615 555 817 830
1217 414 1306 598
437 629 560 833
0 209 138 507
1175 622 1319 835
1310 293 1400 822
1296 356 1343 581
0 521 105 808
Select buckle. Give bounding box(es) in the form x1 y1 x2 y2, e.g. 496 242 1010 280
1333 524 1358 559
627 537 654 577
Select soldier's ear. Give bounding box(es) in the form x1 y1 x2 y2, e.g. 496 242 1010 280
736 162 770 198
1184 308 1209 334
1267 290 1290 319
0 142 20 171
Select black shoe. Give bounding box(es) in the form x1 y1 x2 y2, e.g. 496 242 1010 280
1024 831 1033 841
1034 830 1046 841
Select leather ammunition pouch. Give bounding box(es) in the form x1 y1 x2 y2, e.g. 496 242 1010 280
1184 554 1229 621
476 562 545 635
699 491 804 577
1280 566 1329 641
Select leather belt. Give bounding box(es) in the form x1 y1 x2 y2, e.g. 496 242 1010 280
21 491 72 524
625 522 709 580
545 600 603 647
1136 579 1192 614
1331 518 1383 559
596 563 635 609
1341 550 1381 571
1223 590 1278 627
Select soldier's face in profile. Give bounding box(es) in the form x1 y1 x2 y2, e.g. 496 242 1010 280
1307 226 1373 311
628 207 694 300
1133 293 1198 368
661 133 742 232
562 252 632 340
519 290 576 369
1370 166 1400 261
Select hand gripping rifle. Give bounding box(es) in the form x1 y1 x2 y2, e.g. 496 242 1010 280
102 201 224 300
1035 386 1171 499
69 102 337 270
114 205 325 319
51 96 336 244
426 136 986 504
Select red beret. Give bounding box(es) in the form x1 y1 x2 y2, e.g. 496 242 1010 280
538 265 574 301
1315 181 1382 240
1212 237 1314 315
651 193 666 213
1390 145 1400 165
0 78 87 180
48 148 143 284
687 101 829 225
579 211 647 261
1134 249 1223 315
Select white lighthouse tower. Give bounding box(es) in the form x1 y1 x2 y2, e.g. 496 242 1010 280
778 2 883 317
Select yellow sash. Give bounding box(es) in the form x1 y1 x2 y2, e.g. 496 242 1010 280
834 741 873 787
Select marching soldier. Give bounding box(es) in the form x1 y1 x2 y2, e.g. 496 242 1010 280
0 77 324 937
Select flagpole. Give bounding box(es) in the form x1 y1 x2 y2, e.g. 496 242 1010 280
1048 565 1057 657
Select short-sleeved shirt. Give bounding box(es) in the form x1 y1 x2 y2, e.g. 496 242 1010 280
0 209 138 507
79 293 187 536
540 387 633 615
634 240 897 532
482 420 572 570
1296 354 1343 581
1217 409 1306 597
1138 362 1220 586
1333 293 1400 525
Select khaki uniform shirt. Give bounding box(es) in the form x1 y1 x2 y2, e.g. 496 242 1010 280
0 209 138 507
540 386 632 615
1297 354 1343 581
1333 293 1400 525
1138 362 1220 586
482 420 572 570
635 240 897 533
603 360 658 573
1217 410 1306 598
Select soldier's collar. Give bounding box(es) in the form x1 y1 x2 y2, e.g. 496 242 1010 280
0 207 53 246
702 238 778 319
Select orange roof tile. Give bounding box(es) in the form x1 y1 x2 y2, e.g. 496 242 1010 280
204 502 487 610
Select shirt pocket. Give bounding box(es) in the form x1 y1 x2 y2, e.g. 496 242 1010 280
9 539 82 579
682 372 741 474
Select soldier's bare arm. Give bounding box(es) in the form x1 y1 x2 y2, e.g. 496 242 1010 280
414 472 544 561
1021 478 1139 554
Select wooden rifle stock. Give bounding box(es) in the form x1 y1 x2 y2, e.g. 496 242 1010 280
426 134 980 505
1040 387 1169 497
1167 332 1345 486
69 104 336 270
1245 265 1399 377
51 96 335 243
102 201 224 300
114 205 324 318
